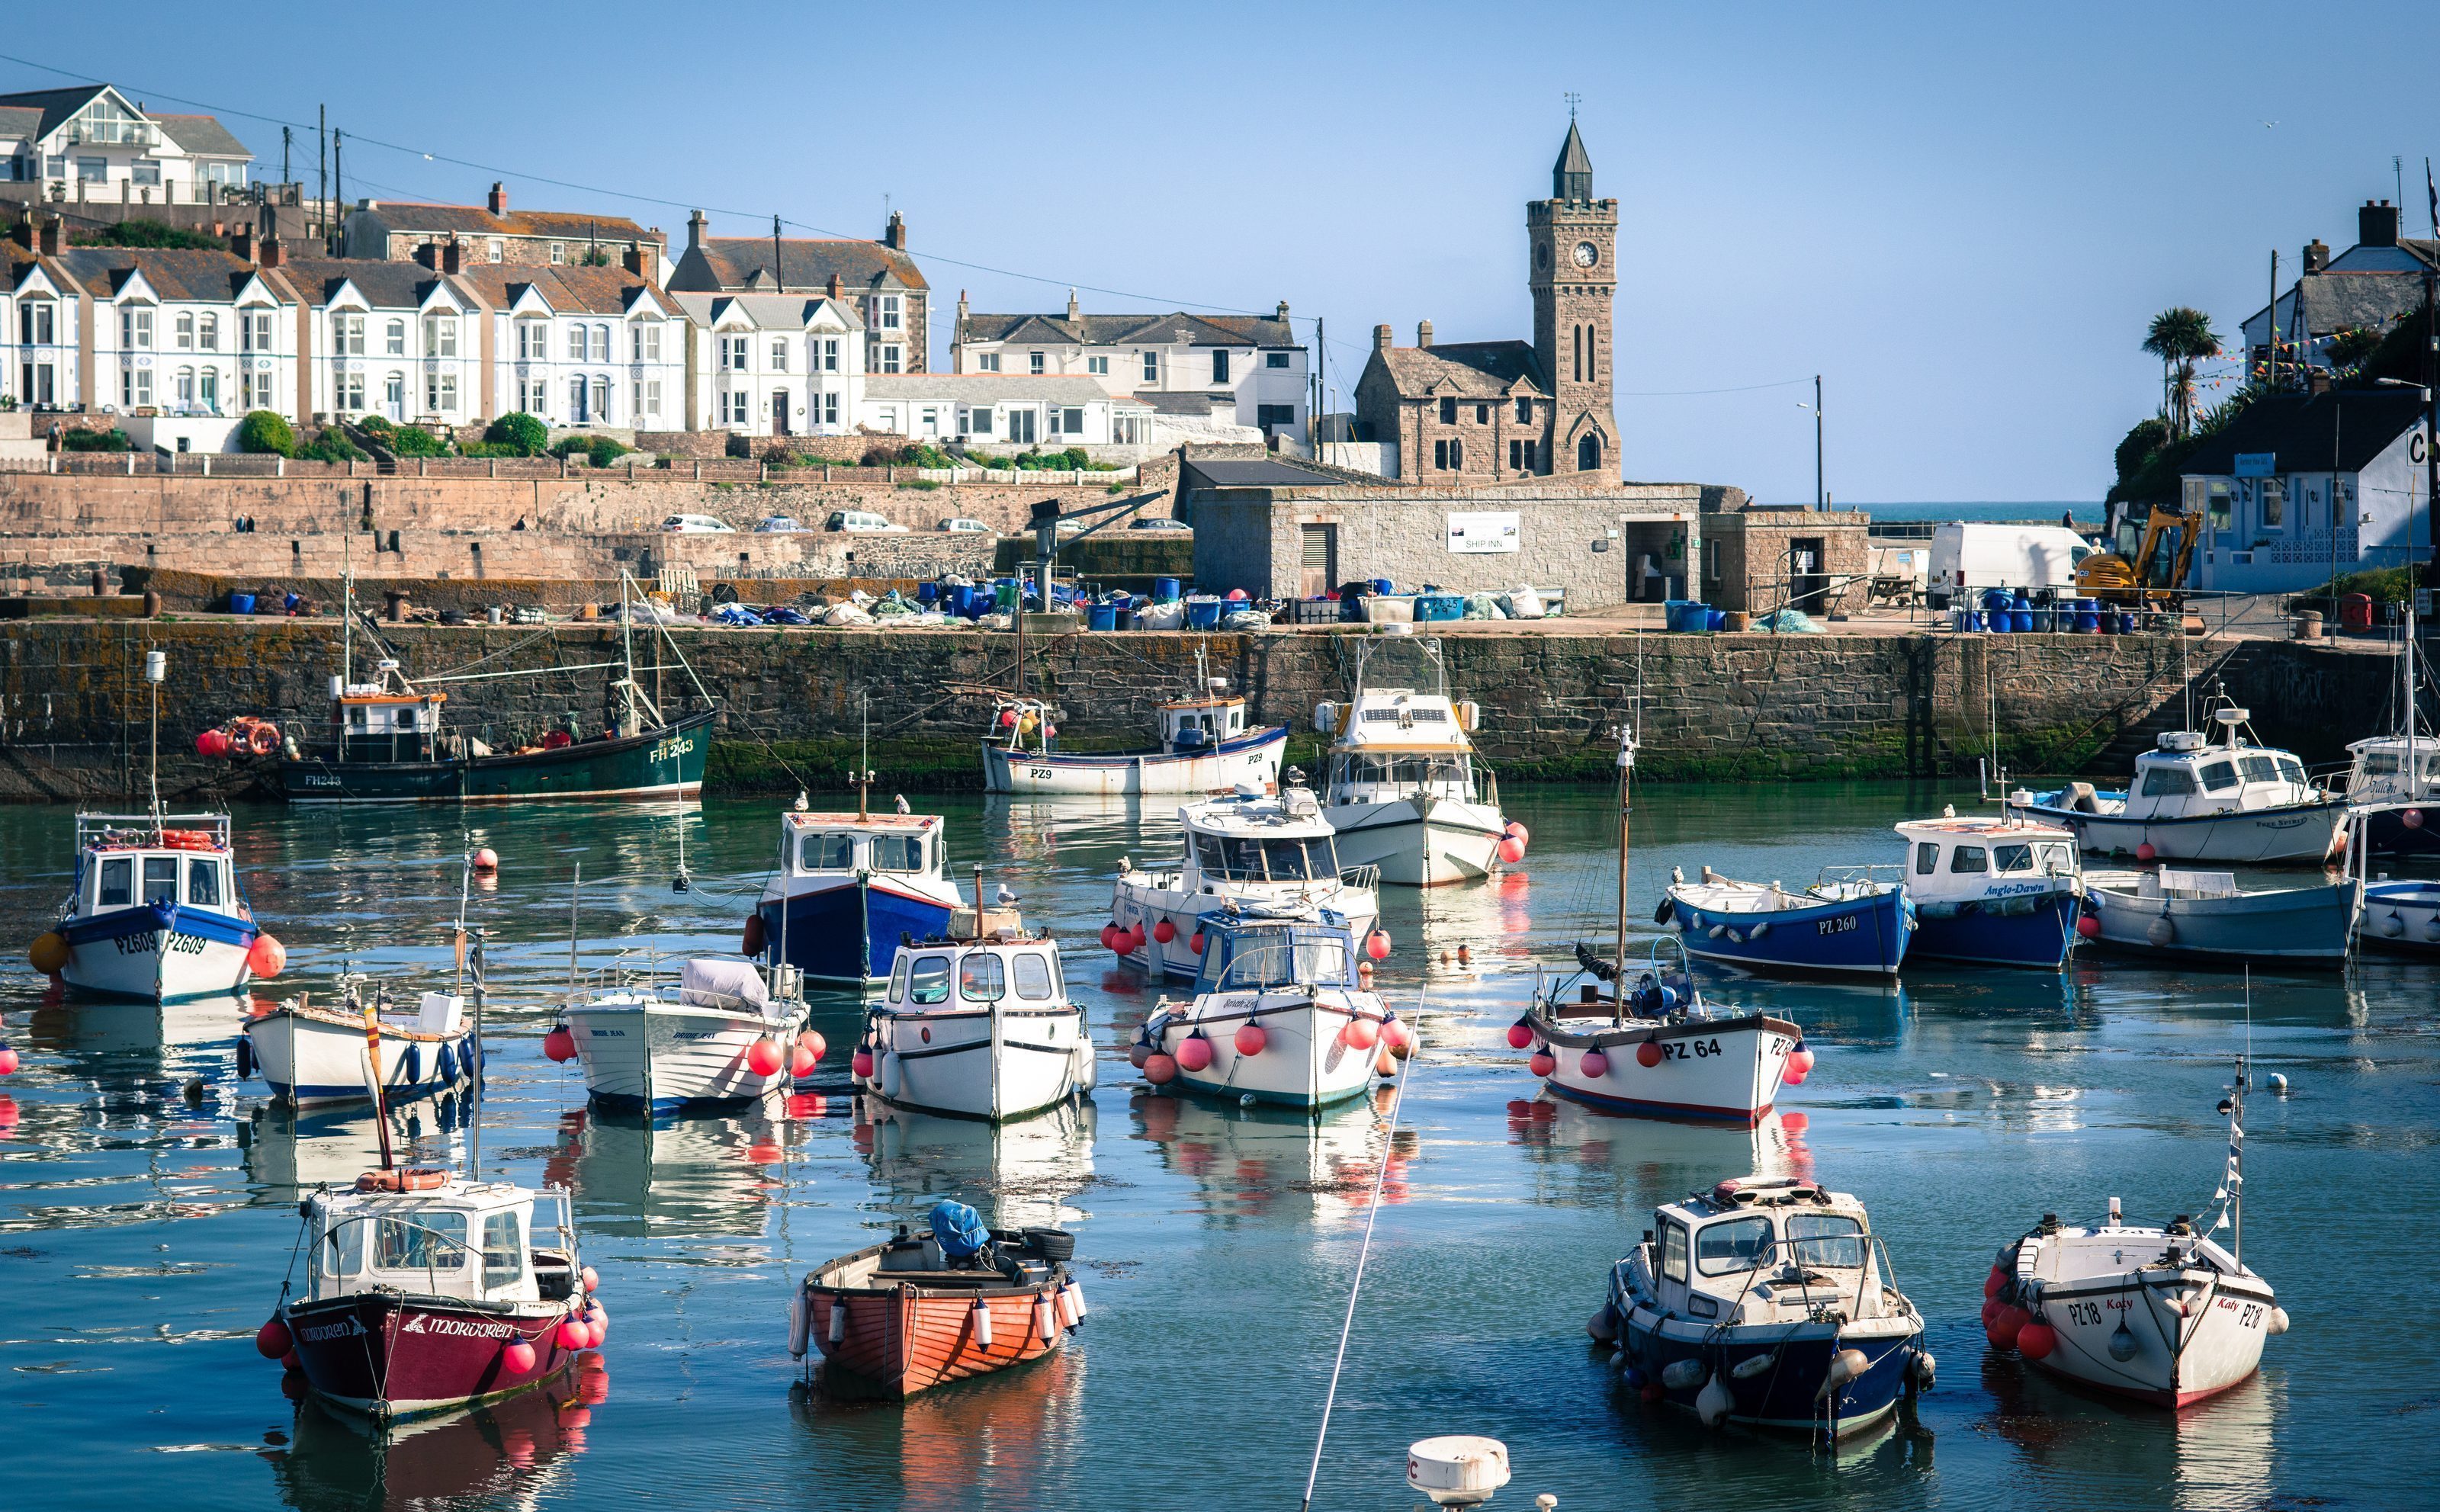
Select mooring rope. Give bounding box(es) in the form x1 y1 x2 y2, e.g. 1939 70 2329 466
1297 977 1429 1512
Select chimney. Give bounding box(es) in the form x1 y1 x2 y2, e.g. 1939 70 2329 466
622 240 643 274
487 181 509 217
442 236 462 274
1416 319 1434 348
2302 238 2330 274
1276 300 1290 323
2359 199 2400 249
882 210 905 251
1372 323 1392 351
1066 287 1080 323
230 222 253 261
37 211 63 255
686 209 707 252
8 211 30 251
826 272 841 299
258 233 283 268
414 240 440 270
2307 368 2333 396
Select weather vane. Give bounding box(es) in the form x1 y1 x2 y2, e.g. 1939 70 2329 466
1565 91 1581 119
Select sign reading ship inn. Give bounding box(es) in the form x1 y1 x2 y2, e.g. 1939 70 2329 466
1446 512 1522 554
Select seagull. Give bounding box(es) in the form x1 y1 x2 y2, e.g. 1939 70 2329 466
995 883 1018 907
792 791 808 812
2260 120 2278 129
893 794 910 815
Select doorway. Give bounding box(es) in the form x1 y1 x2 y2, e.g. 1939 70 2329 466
1006 408 1038 445
1299 523 1337 598
772 389 791 435
1790 537 1828 613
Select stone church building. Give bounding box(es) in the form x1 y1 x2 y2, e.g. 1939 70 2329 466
1353 120 1616 483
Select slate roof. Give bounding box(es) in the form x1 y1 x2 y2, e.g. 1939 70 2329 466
677 236 926 294
865 374 1128 406
277 256 462 310
1135 390 1233 416
2179 390 2429 477
1371 339 1548 399
358 202 657 245
0 85 111 140
150 114 249 159
52 246 281 303
0 106 44 141
958 310 1292 347
1183 457 1350 489
452 263 666 316
667 291 862 331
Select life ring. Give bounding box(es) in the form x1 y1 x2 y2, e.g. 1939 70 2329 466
244 721 281 756
162 829 216 850
355 1167 450 1193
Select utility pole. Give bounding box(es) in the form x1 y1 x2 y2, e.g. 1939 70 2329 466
331 130 342 252
772 213 785 293
1813 374 1825 512
316 105 326 246
2266 249 2279 393
281 126 291 191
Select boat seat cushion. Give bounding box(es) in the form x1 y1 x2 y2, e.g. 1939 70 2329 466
679 958 770 1010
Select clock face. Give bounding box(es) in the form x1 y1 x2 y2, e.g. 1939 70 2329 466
1572 241 1600 268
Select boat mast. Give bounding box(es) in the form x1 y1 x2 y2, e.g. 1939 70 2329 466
856 692 872 823
467 925 486 1180
1613 719 1638 989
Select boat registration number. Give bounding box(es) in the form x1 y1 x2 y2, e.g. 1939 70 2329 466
114 933 207 957
1658 1038 1723 1061
651 734 698 766
1816 914 1859 936
1030 768 1056 780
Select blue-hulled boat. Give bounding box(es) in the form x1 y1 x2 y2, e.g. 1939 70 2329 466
1594 1177 1931 1439
2361 879 2440 953
750 801 972 988
1663 866 1912 975
1894 812 2084 968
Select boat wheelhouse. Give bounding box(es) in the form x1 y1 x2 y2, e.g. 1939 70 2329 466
1106 785 1379 978
753 805 973 988
2344 736 2440 860
859 931 1093 1122
1895 812 2083 968
560 956 810 1113
980 688 1287 797
2008 706 2347 865
1133 909 1398 1110
1603 1177 1931 1437
1315 637 1514 887
47 811 265 1003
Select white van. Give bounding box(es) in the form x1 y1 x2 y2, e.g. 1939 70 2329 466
826 510 908 533
1927 524 2095 608
662 513 734 534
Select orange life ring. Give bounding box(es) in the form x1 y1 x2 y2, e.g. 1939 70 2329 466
162 829 215 850
355 1167 451 1193
246 722 281 756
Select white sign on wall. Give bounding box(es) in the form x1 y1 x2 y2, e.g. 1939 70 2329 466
1446 511 1520 554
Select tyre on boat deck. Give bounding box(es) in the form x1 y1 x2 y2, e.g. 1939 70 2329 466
1023 1228 1077 1262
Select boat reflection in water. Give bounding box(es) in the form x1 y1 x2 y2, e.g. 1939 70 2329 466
1978 1336 2276 1506
270 1354 609 1512
1129 1083 1417 1229
789 1328 1088 1510
855 1094 1094 1231
24 986 251 1060
1513 1096 1813 1189
544 1104 789 1241
1408 865 1539 983
240 1100 467 1205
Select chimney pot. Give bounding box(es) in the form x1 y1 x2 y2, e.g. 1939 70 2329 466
2302 238 2330 274
2358 199 2400 249
487 181 508 217
883 210 905 251
1417 319 1434 348
1372 323 1392 351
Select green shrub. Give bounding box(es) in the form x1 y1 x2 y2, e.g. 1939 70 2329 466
901 443 959 470
387 425 449 457
299 429 365 464
60 427 131 453
73 220 223 250
234 411 296 457
356 414 394 437
897 478 942 490
483 412 548 457
458 441 519 457
550 435 631 466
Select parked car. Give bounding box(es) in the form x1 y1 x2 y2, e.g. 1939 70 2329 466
826 510 910 534
938 518 992 534
663 514 735 534
1128 518 1192 532
755 516 805 533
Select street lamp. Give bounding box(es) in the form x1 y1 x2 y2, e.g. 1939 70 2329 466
1795 375 1824 511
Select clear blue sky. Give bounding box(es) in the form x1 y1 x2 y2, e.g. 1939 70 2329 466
11 2 2432 502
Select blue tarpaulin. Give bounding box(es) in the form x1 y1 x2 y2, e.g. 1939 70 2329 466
928 1200 991 1257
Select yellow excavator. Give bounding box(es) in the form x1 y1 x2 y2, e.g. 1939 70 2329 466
2076 504 2201 607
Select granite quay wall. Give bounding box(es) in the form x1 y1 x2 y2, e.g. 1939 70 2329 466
0 618 2403 801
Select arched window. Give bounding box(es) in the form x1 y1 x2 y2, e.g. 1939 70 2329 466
175 367 195 407
1588 326 1598 380
1578 432 1603 473
590 376 611 423
1571 326 1581 383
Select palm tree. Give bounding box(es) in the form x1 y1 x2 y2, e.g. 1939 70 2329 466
2143 307 2221 440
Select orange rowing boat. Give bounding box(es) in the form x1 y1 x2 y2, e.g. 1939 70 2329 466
791 1221 1081 1398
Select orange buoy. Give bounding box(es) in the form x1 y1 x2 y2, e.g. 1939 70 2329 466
246 934 285 980
27 932 68 975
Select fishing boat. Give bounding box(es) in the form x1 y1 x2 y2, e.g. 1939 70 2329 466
2359 878 2440 953
1315 637 1518 886
789 1199 1083 1398
1597 1177 1932 1437
1129 907 1404 1111
37 810 278 1003
1896 810 2084 968
856 927 1093 1122
1520 724 1804 1125
1984 1058 2286 1407
750 782 976 988
266 573 713 804
979 664 1286 796
555 956 813 1114
2080 865 2361 964
2006 703 2348 865
1664 865 1914 976
264 929 606 1423
2339 574 2437 859
1106 785 1380 978
243 979 480 1108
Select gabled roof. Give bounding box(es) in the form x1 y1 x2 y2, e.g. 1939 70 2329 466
2179 390 2428 477
52 246 286 305
958 310 1293 347
1370 339 1548 400
676 236 926 294
150 114 249 159
451 263 666 317
0 85 115 141
278 256 463 312
0 106 43 141
353 202 658 245
668 291 862 332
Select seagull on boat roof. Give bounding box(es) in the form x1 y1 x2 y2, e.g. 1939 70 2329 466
793 791 808 811
996 883 1018 906
894 794 910 814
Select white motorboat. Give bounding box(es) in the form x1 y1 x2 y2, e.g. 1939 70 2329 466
2360 878 2440 953
750 798 973 988
980 682 1286 796
1985 1058 2285 1407
2007 704 2348 865
243 979 480 1109
556 957 811 1115
2339 582 2437 860
1106 785 1379 979
38 811 277 1003
1315 637 1517 887
1131 909 1401 1111
2082 865 2360 964
1601 1177 1932 1437
1896 811 2084 968
855 929 1093 1122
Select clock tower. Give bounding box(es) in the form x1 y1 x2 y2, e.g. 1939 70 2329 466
1529 118 1617 474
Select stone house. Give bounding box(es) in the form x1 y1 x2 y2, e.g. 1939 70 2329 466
2178 387 2430 594
1696 505 1874 616
952 291 1307 442
341 185 669 281
668 210 928 376
0 85 251 204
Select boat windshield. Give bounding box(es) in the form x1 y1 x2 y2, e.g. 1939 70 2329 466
1199 927 1353 990
1193 833 1339 881
906 954 952 1005
1012 951 1057 1001
143 856 176 904
959 953 1005 1002
2140 765 2198 797
373 1209 470 1276
1694 1215 1775 1276
798 832 855 871
1787 1212 1867 1269
98 857 132 907
871 833 926 873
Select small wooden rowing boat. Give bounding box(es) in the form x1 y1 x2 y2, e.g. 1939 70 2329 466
791 1205 1081 1398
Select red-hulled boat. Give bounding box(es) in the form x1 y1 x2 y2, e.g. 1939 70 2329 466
792 1213 1081 1398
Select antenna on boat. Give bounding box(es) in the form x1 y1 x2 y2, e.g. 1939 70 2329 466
362 981 395 1173
855 693 874 823
1613 718 1638 994
143 647 166 826
467 921 486 1181
566 861 582 1004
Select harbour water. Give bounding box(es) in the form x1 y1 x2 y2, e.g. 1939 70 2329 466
0 784 2430 1511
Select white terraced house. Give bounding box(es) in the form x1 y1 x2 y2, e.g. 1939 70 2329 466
0 85 251 204
671 291 866 437
455 263 682 429
860 374 1151 450
278 257 486 425
952 290 1308 444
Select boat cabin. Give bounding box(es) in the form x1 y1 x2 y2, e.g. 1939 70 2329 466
1160 697 1248 752
1173 788 1345 891
1895 815 2078 902
1643 1178 1885 1324
330 660 451 763
2115 711 2317 820
2344 735 2439 803
779 810 944 881
302 1179 579 1307
881 936 1069 1013
1318 690 1485 807
1192 911 1357 994
69 813 241 922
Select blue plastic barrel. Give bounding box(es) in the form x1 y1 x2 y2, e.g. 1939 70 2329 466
1372 578 1394 596
1154 576 1181 602
1706 608 1729 631
2115 611 2137 634
917 583 937 605
229 592 255 615
2073 599 2099 633
1184 596 1223 630
1087 602 1118 631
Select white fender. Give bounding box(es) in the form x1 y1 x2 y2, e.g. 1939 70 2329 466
1730 1353 1774 1380
788 1291 811 1358
1696 1372 1735 1427
1661 1357 1706 1392
2267 1306 2290 1336
971 1295 994 1349
827 1298 848 1345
